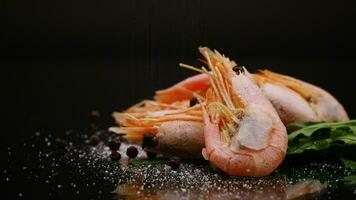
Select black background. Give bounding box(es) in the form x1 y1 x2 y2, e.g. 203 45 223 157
1 0 356 199
1 0 355 135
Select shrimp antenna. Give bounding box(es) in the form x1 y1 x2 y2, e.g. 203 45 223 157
179 63 205 73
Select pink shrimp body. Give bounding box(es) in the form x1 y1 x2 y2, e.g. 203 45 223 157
155 69 349 124
254 70 349 123
253 76 319 124
194 47 288 176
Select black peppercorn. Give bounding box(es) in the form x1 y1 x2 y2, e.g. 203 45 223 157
146 151 157 159
90 110 101 122
126 146 139 159
88 135 100 145
142 134 156 149
232 65 243 74
189 98 199 107
168 156 181 170
110 151 121 161
108 140 120 151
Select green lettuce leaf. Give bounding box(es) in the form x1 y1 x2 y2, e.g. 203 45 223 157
287 120 356 155
341 158 356 172
343 175 356 188
287 120 356 189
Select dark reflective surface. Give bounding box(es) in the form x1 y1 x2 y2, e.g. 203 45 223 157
2 127 356 200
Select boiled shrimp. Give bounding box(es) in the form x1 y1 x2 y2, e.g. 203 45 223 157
161 68 348 124
253 70 349 124
187 47 288 176
110 100 205 159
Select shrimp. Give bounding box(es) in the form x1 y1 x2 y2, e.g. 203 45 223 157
253 70 349 124
110 100 205 159
111 47 348 164
190 47 288 176
158 68 349 124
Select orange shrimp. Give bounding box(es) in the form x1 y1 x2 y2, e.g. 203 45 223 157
157 68 349 124
110 100 205 159
253 70 349 124
190 47 288 176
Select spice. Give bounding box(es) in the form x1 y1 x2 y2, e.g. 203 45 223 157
126 146 139 159
168 156 181 170
110 151 121 161
108 140 120 151
90 110 101 122
88 135 100 145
